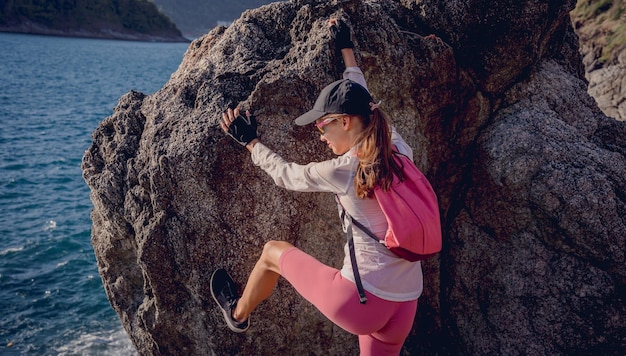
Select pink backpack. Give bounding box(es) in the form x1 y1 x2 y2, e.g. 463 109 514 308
339 151 442 303
373 152 442 260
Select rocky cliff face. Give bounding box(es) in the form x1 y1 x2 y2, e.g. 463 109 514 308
571 0 626 120
584 50 626 120
82 0 625 354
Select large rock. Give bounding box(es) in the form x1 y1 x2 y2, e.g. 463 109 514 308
571 0 626 121
82 0 625 354
585 48 626 121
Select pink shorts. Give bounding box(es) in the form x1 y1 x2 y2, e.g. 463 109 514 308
279 247 418 355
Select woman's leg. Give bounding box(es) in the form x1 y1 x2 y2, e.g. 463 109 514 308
232 240 294 322
235 242 417 353
279 247 418 354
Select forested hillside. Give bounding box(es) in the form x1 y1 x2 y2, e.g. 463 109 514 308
151 0 275 37
0 0 186 41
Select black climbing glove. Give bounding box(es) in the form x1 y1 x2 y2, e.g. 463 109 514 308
226 112 258 146
330 19 354 50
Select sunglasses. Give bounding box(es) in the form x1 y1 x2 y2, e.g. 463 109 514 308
315 115 342 134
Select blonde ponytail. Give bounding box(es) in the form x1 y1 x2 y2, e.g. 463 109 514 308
354 108 404 198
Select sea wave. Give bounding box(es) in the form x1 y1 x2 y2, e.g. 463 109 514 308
53 328 137 356
0 246 24 256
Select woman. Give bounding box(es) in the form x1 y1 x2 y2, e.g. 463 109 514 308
211 19 422 355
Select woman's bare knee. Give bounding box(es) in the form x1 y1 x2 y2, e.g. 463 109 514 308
260 240 294 273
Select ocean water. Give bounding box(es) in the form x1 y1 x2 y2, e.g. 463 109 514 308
0 32 188 355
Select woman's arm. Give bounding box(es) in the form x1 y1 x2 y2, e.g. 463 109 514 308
246 138 259 152
341 48 357 68
329 18 369 91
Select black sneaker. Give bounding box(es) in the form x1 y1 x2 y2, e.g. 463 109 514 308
210 268 250 333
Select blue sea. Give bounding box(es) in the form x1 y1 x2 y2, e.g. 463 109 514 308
0 32 188 355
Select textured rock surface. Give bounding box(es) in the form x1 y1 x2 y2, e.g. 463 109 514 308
571 0 626 121
584 47 626 121
82 0 625 354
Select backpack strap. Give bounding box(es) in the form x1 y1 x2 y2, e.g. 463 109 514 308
341 208 368 304
348 213 383 244
336 195 385 304
336 195 384 244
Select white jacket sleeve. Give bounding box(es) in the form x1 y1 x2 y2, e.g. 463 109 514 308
251 143 357 194
343 67 368 92
391 126 414 161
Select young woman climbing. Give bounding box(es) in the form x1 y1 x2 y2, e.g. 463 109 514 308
211 18 422 355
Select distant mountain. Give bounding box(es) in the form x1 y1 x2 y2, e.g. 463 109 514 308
0 0 188 42
151 0 276 38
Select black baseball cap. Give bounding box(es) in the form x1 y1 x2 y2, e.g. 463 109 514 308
294 79 373 126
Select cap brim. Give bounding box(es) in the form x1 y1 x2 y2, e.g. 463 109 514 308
294 109 327 126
